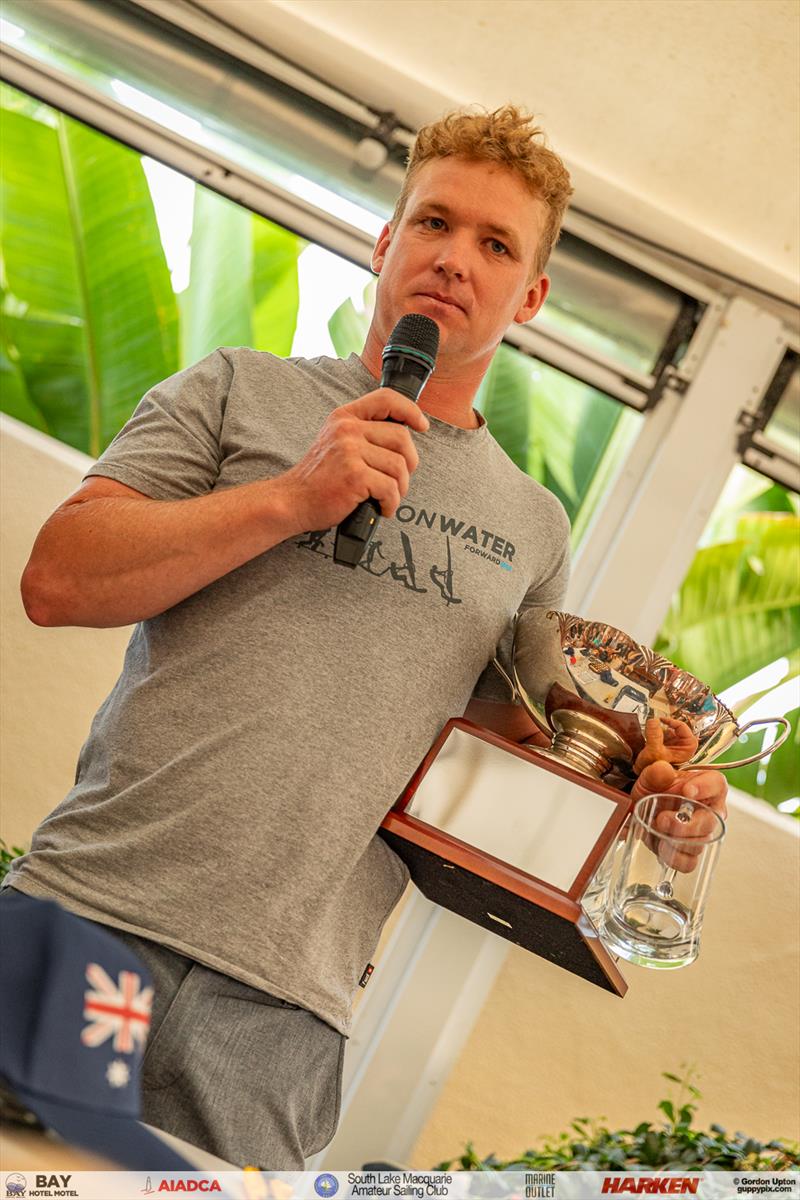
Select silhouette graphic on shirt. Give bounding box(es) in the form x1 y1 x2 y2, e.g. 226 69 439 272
295 527 464 606
296 529 331 556
430 536 462 607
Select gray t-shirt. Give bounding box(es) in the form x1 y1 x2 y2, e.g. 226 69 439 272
6 349 570 1035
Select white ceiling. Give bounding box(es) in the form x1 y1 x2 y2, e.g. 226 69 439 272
194 0 799 307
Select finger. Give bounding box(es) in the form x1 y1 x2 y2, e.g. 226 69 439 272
655 838 703 875
631 760 676 800
347 389 431 432
654 806 718 842
671 771 728 819
661 716 692 734
360 443 411 501
361 465 403 518
361 422 421 474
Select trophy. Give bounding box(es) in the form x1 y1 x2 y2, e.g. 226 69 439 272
491 608 790 970
499 607 790 787
380 609 789 990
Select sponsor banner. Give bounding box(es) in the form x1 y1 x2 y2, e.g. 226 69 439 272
2 1171 798 1200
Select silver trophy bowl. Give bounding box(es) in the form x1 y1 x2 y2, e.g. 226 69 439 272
495 608 790 786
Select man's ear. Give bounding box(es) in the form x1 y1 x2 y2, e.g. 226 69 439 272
513 273 550 325
371 222 392 274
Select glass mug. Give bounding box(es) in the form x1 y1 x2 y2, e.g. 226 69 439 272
598 793 726 969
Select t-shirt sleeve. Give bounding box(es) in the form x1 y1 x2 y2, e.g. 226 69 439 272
469 502 572 704
82 349 233 500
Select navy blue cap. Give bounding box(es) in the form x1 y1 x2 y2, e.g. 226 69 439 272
0 890 196 1171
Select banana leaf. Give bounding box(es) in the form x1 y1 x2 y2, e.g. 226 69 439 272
655 517 800 694
252 217 304 355
716 706 799 812
327 283 374 358
179 183 304 363
474 342 533 474
0 94 178 455
180 184 251 363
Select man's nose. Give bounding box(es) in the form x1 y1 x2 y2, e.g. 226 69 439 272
435 234 471 278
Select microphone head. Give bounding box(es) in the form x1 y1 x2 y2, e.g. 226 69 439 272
384 314 440 370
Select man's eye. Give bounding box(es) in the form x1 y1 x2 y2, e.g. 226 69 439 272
422 216 445 230
489 239 508 255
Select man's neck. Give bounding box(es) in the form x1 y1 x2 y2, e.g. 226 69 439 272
359 335 487 430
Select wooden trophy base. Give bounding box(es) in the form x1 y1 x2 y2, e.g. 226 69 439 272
379 718 634 996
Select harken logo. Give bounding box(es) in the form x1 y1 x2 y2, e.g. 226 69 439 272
601 1179 700 1195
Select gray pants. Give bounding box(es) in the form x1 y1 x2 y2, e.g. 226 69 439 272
102 925 346 1170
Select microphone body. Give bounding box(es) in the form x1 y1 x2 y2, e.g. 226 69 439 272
334 315 439 568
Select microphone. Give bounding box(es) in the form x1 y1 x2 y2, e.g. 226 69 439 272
333 313 440 568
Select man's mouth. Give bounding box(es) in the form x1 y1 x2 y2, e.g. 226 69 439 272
416 292 464 313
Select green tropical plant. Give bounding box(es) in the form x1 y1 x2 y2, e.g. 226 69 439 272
0 839 25 884
1 85 178 455
327 279 376 356
0 82 305 454
655 501 800 813
472 349 640 547
179 183 304 363
656 515 800 693
433 1070 799 1172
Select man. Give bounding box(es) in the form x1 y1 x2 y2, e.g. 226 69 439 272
4 104 726 1167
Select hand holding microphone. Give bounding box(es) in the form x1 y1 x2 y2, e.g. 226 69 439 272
334 313 440 566
275 316 438 549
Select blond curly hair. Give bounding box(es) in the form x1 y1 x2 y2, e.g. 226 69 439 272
391 104 573 280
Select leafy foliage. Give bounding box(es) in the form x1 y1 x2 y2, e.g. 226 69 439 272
655 495 800 812
0 83 303 455
473 352 640 546
327 279 376 357
656 515 800 695
1 102 178 456
179 183 304 363
433 1070 799 1172
0 839 25 885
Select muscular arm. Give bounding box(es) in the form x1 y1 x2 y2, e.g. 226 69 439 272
20 475 302 628
20 385 429 630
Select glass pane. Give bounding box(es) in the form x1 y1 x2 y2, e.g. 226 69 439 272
654 463 800 816
764 361 800 459
472 345 643 549
1 0 398 232
540 231 688 376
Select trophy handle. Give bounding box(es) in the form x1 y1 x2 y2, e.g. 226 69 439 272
678 716 792 771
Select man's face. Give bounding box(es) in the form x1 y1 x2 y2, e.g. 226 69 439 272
370 156 550 369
